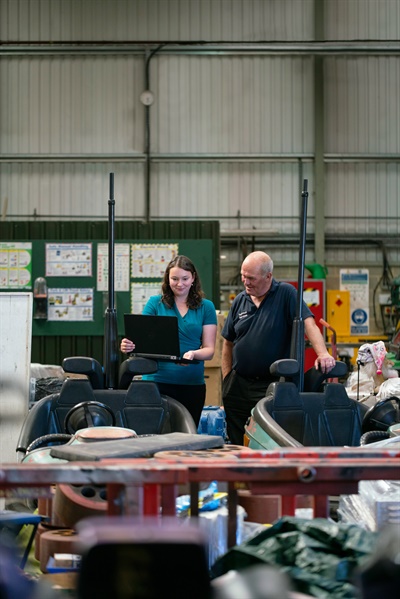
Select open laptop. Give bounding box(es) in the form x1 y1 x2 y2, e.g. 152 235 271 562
124 314 199 364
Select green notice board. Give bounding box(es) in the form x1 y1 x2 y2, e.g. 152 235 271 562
7 239 215 337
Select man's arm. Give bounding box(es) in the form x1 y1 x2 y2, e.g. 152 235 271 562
304 317 336 373
221 339 234 379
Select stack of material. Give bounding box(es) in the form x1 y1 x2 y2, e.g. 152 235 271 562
204 312 225 406
338 479 400 531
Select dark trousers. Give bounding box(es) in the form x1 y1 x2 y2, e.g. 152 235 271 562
222 370 272 445
156 382 206 428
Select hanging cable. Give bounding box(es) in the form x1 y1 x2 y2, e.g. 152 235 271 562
372 243 394 332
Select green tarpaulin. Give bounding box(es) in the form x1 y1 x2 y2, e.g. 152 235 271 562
211 517 378 599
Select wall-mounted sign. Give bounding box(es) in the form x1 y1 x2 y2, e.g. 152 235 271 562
48 288 94 321
46 243 92 277
0 242 32 289
131 282 162 314
97 243 130 291
340 269 369 335
131 243 178 278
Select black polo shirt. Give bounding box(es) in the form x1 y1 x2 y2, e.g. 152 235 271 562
221 279 313 379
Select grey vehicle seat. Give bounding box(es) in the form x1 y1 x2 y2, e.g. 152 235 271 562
17 357 197 456
252 359 369 447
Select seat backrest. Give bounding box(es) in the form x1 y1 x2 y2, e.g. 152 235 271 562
264 382 309 444
316 383 369 446
52 379 98 432
17 378 97 453
261 380 368 447
114 380 197 435
17 376 197 455
119 380 167 434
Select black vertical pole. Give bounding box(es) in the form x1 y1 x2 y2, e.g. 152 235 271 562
290 179 309 391
108 173 115 314
103 172 118 389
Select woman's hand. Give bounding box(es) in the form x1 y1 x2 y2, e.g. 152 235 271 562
183 350 196 360
120 338 135 353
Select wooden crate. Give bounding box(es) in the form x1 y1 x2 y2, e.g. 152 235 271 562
204 367 222 406
205 312 225 368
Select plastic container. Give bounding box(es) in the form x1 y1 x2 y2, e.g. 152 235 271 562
305 263 328 279
197 406 226 439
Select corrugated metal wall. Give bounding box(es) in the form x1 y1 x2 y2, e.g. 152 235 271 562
1 162 146 219
0 0 314 42
154 161 313 233
325 0 400 40
0 53 314 224
1 56 143 153
0 0 399 330
325 57 400 154
154 55 314 154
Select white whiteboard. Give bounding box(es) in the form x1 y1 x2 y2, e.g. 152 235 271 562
0 293 33 466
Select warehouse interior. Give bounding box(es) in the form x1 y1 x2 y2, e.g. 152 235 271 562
0 1 399 598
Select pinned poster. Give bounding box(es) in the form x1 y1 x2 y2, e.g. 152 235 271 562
48 288 94 321
131 243 178 278
97 243 130 291
46 243 92 277
131 282 162 314
340 269 369 335
0 242 32 289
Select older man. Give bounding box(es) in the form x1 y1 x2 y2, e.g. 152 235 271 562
221 251 335 445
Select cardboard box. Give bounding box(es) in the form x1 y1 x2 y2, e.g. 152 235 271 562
204 366 222 406
205 312 225 368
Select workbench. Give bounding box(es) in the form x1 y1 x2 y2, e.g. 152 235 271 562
2 445 399 549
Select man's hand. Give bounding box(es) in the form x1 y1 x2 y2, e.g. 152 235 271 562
221 339 234 379
314 353 336 374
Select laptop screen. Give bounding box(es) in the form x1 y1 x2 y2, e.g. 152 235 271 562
124 314 181 358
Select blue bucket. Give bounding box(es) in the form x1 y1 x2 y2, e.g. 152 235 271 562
198 406 226 439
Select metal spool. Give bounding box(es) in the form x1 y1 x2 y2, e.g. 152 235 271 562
52 483 107 529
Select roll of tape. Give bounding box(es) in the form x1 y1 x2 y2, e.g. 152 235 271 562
40 529 78 573
35 521 67 561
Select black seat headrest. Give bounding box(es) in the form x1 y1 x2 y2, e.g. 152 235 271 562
270 359 299 378
62 357 104 389
118 357 158 389
304 360 348 392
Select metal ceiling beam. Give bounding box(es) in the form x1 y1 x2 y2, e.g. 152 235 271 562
1 41 399 56
4 153 399 163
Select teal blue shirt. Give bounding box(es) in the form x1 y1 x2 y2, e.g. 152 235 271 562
141 295 217 385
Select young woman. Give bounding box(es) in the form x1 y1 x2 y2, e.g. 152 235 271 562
120 255 217 426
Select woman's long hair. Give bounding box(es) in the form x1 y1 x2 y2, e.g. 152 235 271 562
161 255 205 309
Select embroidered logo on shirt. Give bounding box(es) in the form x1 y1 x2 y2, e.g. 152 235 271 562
238 311 248 319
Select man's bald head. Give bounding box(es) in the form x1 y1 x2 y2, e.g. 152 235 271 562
242 252 274 276
241 252 274 299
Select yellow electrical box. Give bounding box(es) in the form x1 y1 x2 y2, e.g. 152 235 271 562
326 290 351 337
